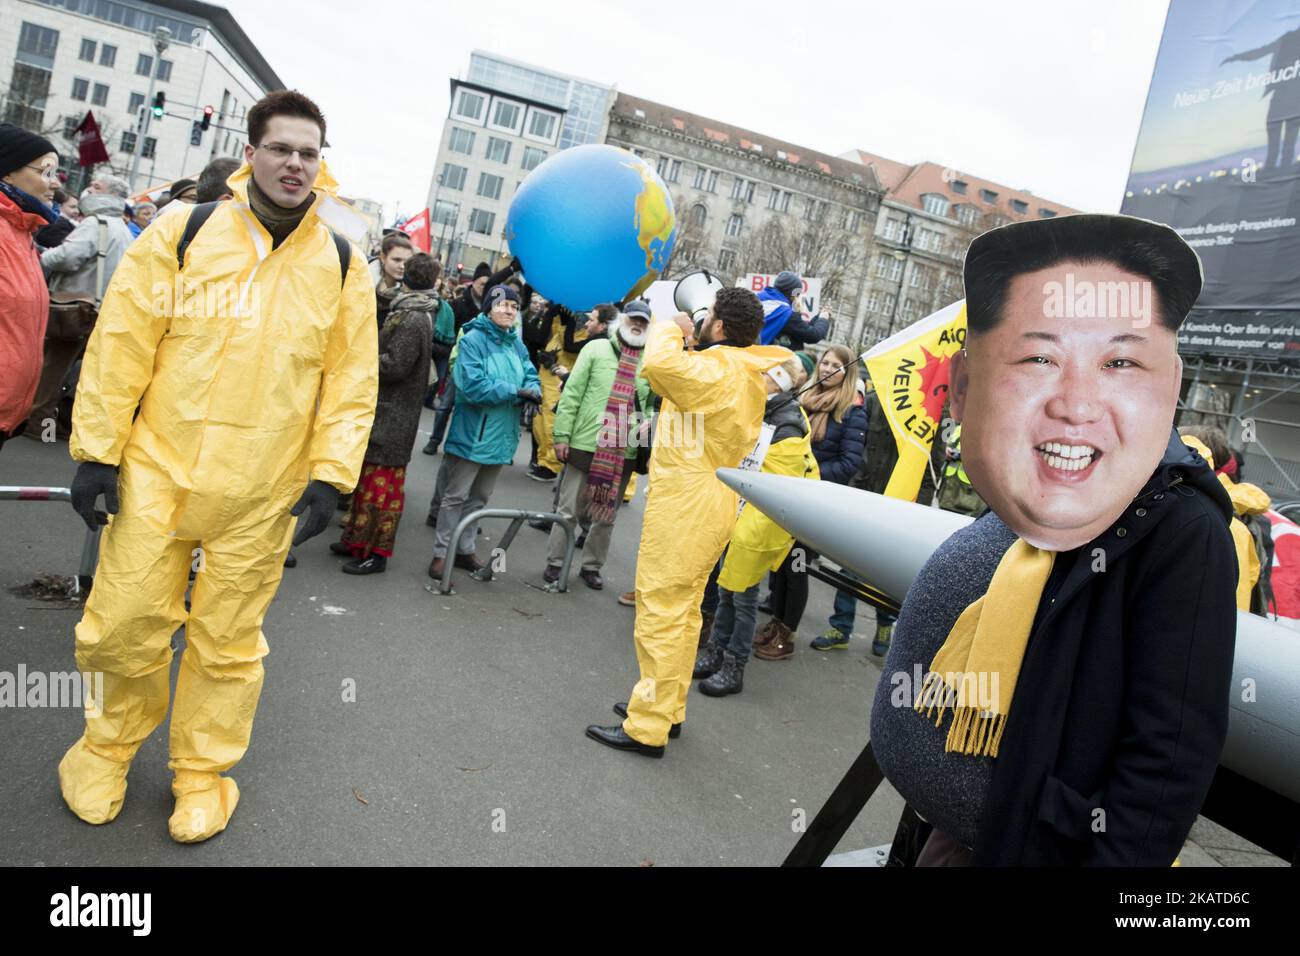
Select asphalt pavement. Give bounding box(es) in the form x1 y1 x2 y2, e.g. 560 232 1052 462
0 411 1283 866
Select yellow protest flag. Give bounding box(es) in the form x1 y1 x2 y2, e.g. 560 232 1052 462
863 300 967 501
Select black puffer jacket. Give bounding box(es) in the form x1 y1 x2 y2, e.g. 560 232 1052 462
810 402 867 485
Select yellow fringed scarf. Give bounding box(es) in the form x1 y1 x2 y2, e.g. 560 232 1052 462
913 539 1055 757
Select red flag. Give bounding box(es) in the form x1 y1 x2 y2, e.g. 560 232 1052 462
75 111 110 167
400 207 431 253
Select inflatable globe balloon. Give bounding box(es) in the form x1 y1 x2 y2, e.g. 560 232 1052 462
506 144 677 311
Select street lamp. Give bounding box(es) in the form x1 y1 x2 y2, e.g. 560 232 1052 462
127 25 171 192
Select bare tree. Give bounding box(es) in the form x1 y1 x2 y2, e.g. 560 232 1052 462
662 191 710 279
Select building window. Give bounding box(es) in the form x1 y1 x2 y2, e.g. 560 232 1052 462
731 177 755 203
901 298 921 323
874 254 903 281
690 203 706 227
4 62 50 128
456 90 485 121
492 100 520 129
866 290 882 314
521 146 547 171
693 165 709 190
665 159 681 183
120 131 136 154
956 204 979 228
448 128 475 155
979 188 998 204
62 116 80 140
155 59 173 82
1011 199 1029 215
129 92 145 114
99 44 117 68
832 244 849 267
433 199 459 226
486 136 511 164
847 211 862 232
950 179 968 195
940 272 962 298
91 82 109 107
142 136 157 159
477 172 504 200
71 77 89 101
910 265 936 290
527 111 556 139
136 53 153 77
882 216 906 242
717 249 736 272
441 163 467 191
19 22 59 59
921 193 950 216
704 170 719 193
725 213 743 238
79 38 96 62
1039 208 1057 218
468 208 496 235
881 292 897 316
916 228 943 253
766 188 780 210
802 198 821 222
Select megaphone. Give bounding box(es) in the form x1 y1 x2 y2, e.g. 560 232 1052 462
673 268 727 335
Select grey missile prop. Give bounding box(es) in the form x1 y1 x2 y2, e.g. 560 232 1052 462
716 468 1300 807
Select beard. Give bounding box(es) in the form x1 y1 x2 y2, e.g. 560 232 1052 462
617 321 648 348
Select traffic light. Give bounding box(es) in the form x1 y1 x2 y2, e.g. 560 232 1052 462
200 105 213 131
151 91 165 118
190 121 203 147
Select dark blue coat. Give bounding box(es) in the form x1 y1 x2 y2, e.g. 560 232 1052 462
810 402 867 485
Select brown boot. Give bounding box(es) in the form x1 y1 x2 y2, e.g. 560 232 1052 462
697 610 715 648
752 617 778 650
755 620 794 661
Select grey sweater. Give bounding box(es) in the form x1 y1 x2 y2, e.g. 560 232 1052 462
869 511 1018 849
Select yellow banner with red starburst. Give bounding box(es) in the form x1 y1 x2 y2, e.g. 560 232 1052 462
863 300 967 501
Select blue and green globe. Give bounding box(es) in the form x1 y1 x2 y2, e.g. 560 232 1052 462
506 144 677 311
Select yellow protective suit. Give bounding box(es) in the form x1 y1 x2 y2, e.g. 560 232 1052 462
533 316 589 473
1182 437 1268 611
61 161 378 840
717 415 819 592
625 324 789 745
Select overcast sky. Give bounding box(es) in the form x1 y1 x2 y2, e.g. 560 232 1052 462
216 0 1171 223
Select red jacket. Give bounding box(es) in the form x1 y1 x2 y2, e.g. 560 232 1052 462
0 190 49 433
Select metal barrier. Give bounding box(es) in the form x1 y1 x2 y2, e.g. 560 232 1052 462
0 486 102 593
431 507 575 595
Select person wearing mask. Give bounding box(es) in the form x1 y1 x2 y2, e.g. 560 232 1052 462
0 125 57 452
936 423 986 517
544 302 652 590
757 271 830 347
328 253 436 575
60 90 378 843
195 157 241 204
127 201 156 238
694 356 818 696
25 173 134 441
585 288 790 757
369 232 414 329
871 214 1234 866
428 284 540 581
35 187 79 248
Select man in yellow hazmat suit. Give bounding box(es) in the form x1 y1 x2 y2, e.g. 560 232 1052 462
61 90 378 842
586 288 790 756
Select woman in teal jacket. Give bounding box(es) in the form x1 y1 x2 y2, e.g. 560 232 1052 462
428 285 541 580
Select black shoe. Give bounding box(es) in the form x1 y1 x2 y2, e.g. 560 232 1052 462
528 465 557 483
342 554 386 575
425 513 438 528
283 551 297 569
699 653 744 697
528 517 554 533
613 702 681 738
579 568 603 590
329 540 353 556
585 724 664 758
422 439 439 456
693 643 724 680
543 564 560 584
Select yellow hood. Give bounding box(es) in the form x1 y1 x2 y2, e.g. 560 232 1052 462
1182 435 1270 517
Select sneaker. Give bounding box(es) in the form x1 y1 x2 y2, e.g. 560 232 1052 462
618 590 636 607
421 439 439 456
329 541 353 556
342 554 387 575
872 623 893 657
693 643 725 680
528 465 557 482
811 628 850 651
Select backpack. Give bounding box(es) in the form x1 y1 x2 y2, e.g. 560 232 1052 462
1243 513 1276 616
175 200 351 286
433 297 456 346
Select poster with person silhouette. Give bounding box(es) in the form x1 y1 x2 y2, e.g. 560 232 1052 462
1122 0 1300 356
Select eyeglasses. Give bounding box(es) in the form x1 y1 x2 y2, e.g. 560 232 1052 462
256 143 322 163
24 164 60 181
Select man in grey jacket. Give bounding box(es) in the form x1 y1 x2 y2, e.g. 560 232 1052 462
25 173 133 439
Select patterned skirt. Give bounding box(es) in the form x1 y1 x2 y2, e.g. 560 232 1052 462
340 463 406 558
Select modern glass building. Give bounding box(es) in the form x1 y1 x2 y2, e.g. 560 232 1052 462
466 51 614 150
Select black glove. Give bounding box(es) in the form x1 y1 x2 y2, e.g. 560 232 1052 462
70 461 120 530
509 256 523 276
517 387 542 403
290 479 340 546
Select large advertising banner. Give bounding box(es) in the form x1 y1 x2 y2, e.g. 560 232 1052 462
1121 0 1300 358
